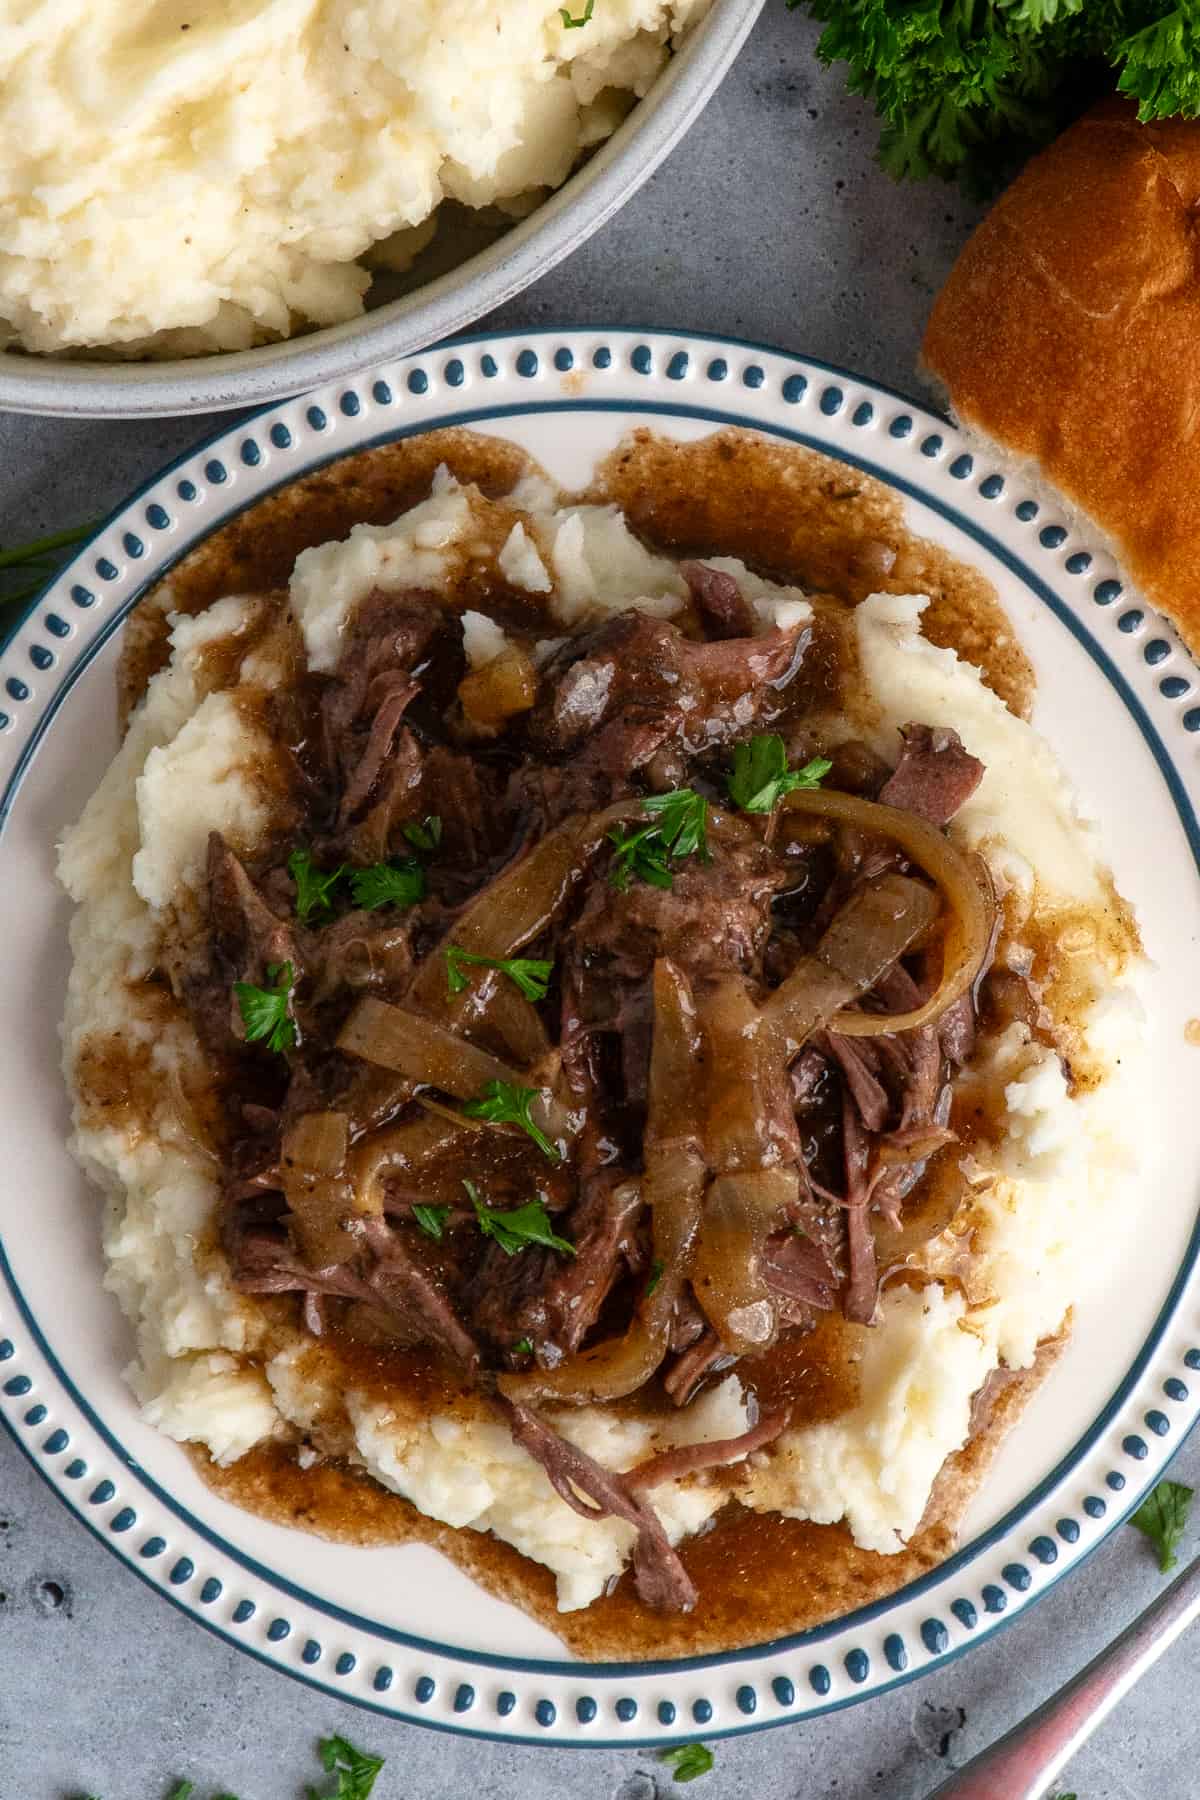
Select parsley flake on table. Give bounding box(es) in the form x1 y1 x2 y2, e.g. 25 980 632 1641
1130 1476 1195 1572
310 1733 385 1800
235 960 296 1055
462 1079 561 1160
288 847 347 925
659 1741 715 1782
444 943 554 1002
350 856 425 912
411 1203 452 1242
727 734 831 813
463 1179 575 1257
608 788 709 891
402 814 443 853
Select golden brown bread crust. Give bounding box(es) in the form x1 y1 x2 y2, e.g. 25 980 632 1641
923 98 1200 650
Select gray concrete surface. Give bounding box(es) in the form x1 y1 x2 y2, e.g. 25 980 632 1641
0 6 1195 1796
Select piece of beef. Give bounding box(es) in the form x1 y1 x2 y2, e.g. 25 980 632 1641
624 1409 788 1490
877 723 984 826
668 1288 708 1356
574 827 786 986
470 1177 644 1357
228 1212 479 1370
567 828 785 1114
762 1231 837 1316
499 1398 697 1612
530 610 805 763
681 560 756 640
182 833 302 1057
816 1031 889 1133
320 591 446 764
662 1330 735 1406
337 676 419 826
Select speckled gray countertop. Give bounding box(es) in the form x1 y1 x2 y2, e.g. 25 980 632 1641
0 8 1196 1797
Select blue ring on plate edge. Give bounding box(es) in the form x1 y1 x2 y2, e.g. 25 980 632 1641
0 336 1198 1741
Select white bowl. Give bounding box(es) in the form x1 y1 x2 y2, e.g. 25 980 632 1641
0 0 763 420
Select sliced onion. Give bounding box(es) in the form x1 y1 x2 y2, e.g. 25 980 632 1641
780 789 995 1034
281 1110 356 1268
873 1157 968 1275
338 995 519 1098
691 1168 800 1355
350 1111 473 1214
408 815 603 1018
699 973 801 1172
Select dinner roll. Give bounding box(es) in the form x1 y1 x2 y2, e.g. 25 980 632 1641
922 98 1200 648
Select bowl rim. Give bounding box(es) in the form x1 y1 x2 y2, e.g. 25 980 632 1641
0 0 764 420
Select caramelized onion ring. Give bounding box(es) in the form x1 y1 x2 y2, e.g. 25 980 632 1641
780 788 994 1034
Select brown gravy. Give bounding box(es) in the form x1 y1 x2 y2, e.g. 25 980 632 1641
122 423 1080 1657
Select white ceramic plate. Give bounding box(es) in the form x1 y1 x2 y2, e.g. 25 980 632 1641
2 328 1199 1747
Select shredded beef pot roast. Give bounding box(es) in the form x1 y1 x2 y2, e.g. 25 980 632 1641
189 547 997 1616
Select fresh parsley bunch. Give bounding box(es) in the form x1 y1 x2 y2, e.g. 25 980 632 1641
791 1 1200 190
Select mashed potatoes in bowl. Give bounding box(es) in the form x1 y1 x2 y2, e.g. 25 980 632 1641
0 0 735 404
55 423 1148 1660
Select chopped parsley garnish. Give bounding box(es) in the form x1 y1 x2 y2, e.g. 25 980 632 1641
235 961 296 1055
659 1742 715 1782
166 1786 195 1800
727 734 831 813
512 1337 534 1355
608 788 709 891
462 1079 561 1160
288 847 347 924
411 1203 452 1242
1130 1477 1194 1573
311 1733 385 1799
444 943 554 1003
646 1257 665 1297
463 1180 575 1258
350 856 426 912
559 0 594 24
402 815 443 853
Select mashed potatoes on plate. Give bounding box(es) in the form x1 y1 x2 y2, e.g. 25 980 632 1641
57 429 1144 1642
0 0 710 356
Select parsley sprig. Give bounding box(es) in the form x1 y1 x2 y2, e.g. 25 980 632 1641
462 1079 561 1161
412 1203 452 1242
727 734 831 813
288 848 347 925
402 814 443 853
350 857 425 911
790 0 1200 193
445 943 554 1002
608 788 709 892
235 961 296 1054
463 1179 575 1257
1130 1476 1195 1573
659 1741 715 1782
0 520 98 610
